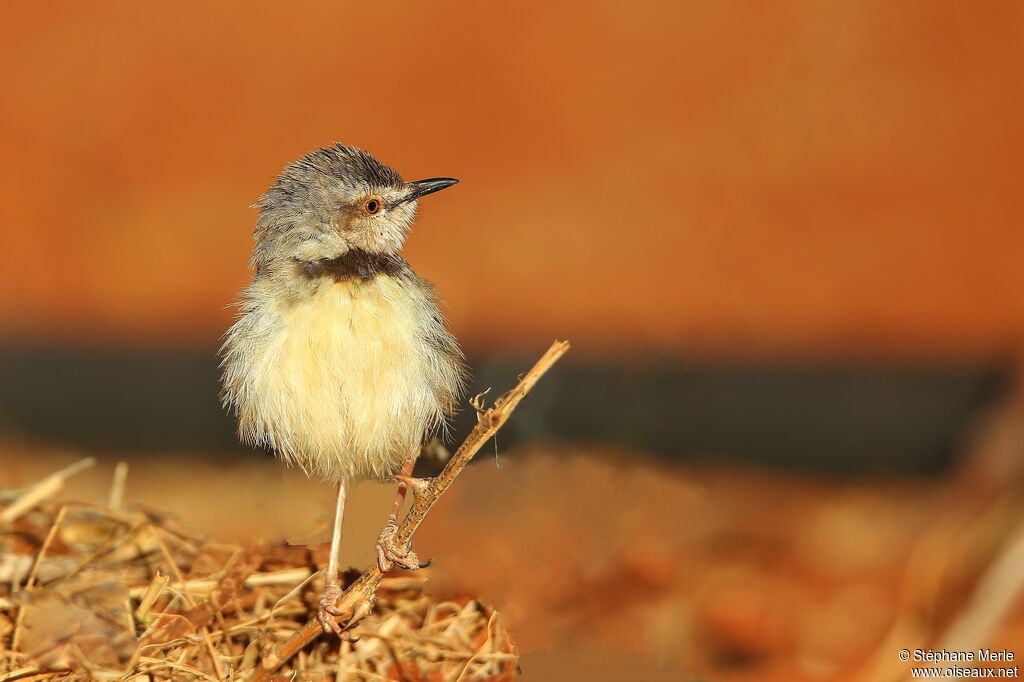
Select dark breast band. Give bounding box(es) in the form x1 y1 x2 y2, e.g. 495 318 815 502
300 249 404 282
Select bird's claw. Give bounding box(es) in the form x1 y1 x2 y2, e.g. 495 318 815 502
393 474 433 498
376 514 428 572
317 581 344 634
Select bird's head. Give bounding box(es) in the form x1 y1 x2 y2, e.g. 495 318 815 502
250 144 457 273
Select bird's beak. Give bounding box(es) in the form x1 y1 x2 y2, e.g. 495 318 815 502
401 177 459 204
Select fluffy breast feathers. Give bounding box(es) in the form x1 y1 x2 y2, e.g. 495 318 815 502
220 271 466 483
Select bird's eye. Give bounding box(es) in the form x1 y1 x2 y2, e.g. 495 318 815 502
364 198 382 215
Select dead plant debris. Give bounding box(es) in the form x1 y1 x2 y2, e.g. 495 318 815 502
0 466 517 681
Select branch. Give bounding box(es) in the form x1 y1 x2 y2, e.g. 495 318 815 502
251 340 569 680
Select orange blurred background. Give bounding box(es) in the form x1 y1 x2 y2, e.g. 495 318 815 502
3 3 1024 682
2 1 1022 357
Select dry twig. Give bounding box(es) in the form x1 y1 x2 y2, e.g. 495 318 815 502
0 458 94 525
251 339 569 681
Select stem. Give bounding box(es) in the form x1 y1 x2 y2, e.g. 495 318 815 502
251 340 569 680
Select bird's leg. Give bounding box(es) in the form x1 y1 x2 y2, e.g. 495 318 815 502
376 451 428 572
318 478 348 634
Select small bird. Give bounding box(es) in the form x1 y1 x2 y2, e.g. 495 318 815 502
220 144 467 631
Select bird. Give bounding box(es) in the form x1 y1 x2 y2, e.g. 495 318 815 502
219 143 467 632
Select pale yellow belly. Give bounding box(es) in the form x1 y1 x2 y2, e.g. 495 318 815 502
236 277 444 482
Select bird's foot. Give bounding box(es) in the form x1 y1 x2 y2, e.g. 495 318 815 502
317 580 344 634
376 514 430 572
393 474 433 498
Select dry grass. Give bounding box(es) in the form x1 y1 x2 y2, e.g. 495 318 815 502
0 460 518 681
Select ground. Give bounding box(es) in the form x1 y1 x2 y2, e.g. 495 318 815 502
2 441 1024 681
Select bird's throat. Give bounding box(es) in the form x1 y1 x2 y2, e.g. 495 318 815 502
300 249 404 282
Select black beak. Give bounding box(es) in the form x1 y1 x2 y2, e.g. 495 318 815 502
401 177 459 204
